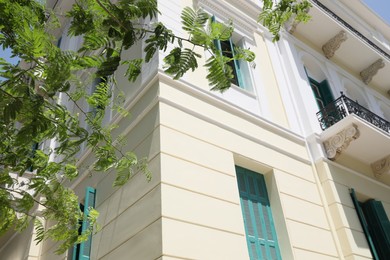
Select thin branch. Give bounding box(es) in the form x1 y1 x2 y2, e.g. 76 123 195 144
0 186 55 213
64 92 126 158
94 0 205 49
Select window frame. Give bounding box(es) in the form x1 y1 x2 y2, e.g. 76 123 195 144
211 16 254 92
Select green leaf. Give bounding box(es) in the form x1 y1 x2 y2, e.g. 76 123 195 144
123 59 143 82
64 164 78 180
3 99 22 124
210 20 233 42
205 54 233 92
34 218 45 244
163 47 201 79
113 152 137 186
181 7 209 32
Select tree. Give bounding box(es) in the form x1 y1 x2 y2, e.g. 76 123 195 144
0 0 310 254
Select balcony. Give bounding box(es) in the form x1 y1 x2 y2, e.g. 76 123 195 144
317 93 390 133
291 0 390 94
316 93 390 178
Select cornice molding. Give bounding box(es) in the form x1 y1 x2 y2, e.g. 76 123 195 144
198 0 259 38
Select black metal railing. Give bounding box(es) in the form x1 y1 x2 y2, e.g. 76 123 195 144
316 93 390 133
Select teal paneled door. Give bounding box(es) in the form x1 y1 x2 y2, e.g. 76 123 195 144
236 166 282 260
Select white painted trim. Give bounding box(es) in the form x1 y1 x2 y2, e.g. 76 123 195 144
198 0 259 38
267 34 302 134
159 71 306 143
159 95 311 166
318 157 390 191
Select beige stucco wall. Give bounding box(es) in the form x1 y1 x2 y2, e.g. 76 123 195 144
317 160 390 259
157 77 341 259
0 224 41 260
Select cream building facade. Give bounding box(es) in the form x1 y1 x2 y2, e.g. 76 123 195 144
0 0 389 259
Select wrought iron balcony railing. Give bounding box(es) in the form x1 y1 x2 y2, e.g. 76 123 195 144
316 93 390 134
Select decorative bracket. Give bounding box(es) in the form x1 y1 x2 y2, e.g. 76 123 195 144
285 8 310 34
371 155 390 177
286 19 299 34
322 30 348 59
360 59 385 85
323 124 360 160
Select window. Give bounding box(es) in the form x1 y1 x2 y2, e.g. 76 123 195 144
215 39 242 87
28 142 40 172
70 187 96 260
212 18 253 91
350 189 390 260
308 77 333 110
235 166 282 260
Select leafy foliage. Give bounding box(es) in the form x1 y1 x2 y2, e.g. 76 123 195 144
259 0 312 41
0 0 304 255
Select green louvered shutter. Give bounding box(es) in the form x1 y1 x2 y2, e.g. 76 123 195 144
229 39 245 88
211 16 221 51
73 187 96 260
236 166 282 260
319 80 334 106
350 189 379 260
211 16 244 88
309 78 334 110
362 199 390 259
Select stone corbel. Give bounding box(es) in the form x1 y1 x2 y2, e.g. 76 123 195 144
323 124 360 160
322 30 348 59
371 155 390 177
285 8 310 34
286 19 299 34
360 59 385 85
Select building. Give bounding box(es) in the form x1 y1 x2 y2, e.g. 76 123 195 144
0 0 389 259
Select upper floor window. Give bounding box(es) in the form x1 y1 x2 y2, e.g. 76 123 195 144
309 77 333 110
212 17 253 92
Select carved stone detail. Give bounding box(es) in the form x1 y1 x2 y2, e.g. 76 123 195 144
322 30 348 59
323 124 360 159
371 155 390 177
286 19 299 34
360 59 385 85
286 8 310 34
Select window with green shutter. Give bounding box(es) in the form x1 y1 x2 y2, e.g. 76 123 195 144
71 187 96 260
350 188 390 260
236 166 282 260
309 78 334 110
215 38 244 87
212 17 253 91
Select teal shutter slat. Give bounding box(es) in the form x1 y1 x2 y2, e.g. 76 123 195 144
229 38 245 88
308 77 334 109
350 189 380 260
79 187 96 260
319 80 334 106
72 242 77 260
211 16 221 51
57 36 62 48
236 166 282 260
211 16 246 89
362 199 390 259
28 142 40 172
